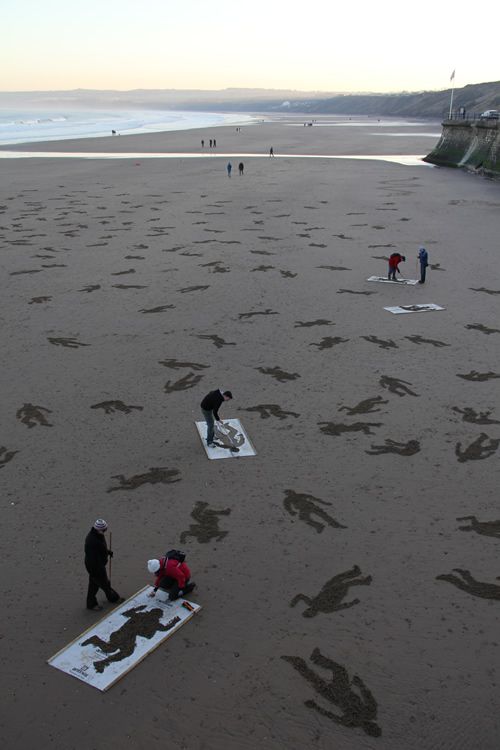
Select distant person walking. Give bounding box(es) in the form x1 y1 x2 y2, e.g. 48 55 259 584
200 389 233 447
238 162 244 176
213 138 216 147
388 252 406 281
417 246 429 284
227 162 232 178
85 519 123 611
201 139 204 148
269 146 274 157
209 139 213 148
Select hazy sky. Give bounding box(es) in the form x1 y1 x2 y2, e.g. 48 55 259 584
2 0 499 93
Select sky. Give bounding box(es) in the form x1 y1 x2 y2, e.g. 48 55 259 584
1 0 499 94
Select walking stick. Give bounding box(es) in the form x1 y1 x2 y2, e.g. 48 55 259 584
108 531 112 585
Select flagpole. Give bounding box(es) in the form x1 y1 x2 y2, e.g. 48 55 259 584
448 70 456 119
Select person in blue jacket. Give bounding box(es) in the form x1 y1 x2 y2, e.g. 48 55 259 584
418 246 429 284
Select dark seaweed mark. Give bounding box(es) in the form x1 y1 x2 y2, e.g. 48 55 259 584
256 367 300 383
16 403 52 428
318 421 381 436
178 285 210 293
316 265 351 271
164 373 203 393
361 336 397 350
0 446 19 468
78 284 101 293
366 438 420 456
379 375 419 397
469 287 500 296
465 323 500 335
455 433 500 462
339 396 388 415
196 334 236 349
180 501 231 544
456 371 500 382
82 607 181 673
239 309 278 319
291 566 371 617
281 649 381 737
457 516 500 538
91 400 143 415
337 289 375 296
29 296 52 304
47 337 89 348
452 407 500 425
436 569 500 601
310 337 349 350
159 359 208 371
283 490 346 534
242 404 299 420
295 319 333 328
405 335 449 347
107 467 181 492
139 305 175 313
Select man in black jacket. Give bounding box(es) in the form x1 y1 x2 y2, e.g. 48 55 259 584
84 519 122 611
200 389 233 447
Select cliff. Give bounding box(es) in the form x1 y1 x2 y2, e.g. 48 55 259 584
424 120 500 177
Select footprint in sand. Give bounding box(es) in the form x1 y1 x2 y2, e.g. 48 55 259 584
365 438 420 456
242 404 300 420
180 501 231 544
256 367 300 383
283 490 346 534
107 467 181 492
16 403 52 428
164 373 203 393
290 566 372 617
281 648 381 737
91 400 143 415
455 433 500 462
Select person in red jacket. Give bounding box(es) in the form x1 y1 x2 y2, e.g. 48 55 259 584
147 550 196 601
388 252 406 281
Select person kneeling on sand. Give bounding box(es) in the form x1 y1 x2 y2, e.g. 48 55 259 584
388 252 405 281
147 550 196 600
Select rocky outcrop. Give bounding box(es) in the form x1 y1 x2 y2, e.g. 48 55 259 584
424 120 500 177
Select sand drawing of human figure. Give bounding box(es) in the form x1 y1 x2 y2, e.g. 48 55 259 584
283 490 346 534
81 605 180 673
214 421 245 450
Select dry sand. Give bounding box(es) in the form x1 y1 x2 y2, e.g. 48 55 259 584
1 117 500 750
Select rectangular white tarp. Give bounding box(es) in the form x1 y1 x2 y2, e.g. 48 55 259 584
48 586 201 691
367 276 419 285
384 303 445 314
195 418 256 459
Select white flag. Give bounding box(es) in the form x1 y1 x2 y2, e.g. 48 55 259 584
450 69 455 81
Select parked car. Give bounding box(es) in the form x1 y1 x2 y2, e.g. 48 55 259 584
479 110 499 119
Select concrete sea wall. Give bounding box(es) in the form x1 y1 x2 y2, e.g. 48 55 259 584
424 120 500 177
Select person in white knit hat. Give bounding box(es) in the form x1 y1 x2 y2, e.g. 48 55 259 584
84 519 123 611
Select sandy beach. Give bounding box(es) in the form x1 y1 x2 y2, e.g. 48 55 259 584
1 116 500 749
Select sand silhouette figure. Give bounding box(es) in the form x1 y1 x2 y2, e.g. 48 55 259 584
159 359 208 371
316 265 351 271
455 433 500 462
318 421 382 437
180 501 231 544
91 400 143 415
16 403 52 428
456 371 500 382
405 335 450 347
465 324 500 335
337 289 375 296
279 270 297 278
213 422 245 450
196 334 236 349
256 367 300 383
366 438 420 456
361 336 397 350
457 516 500 538
238 309 278 319
290 565 371 617
452 407 500 425
29 296 52 304
139 305 175 313
81 606 181 673
164 373 203 393
243 404 299 420
48 336 89 348
339 396 388 415
310 336 349 350
379 375 419 397
469 287 500 296
436 569 500 601
78 284 101 293
281 648 381 737
107 467 180 492
283 490 346 534
294 319 333 328
0 446 18 468
178 285 210 293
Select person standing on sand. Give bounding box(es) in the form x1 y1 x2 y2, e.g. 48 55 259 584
201 139 204 148
209 139 213 148
238 162 244 176
227 162 232 178
200 389 233 447
84 519 123 611
388 252 405 281
417 246 429 284
213 138 217 147
269 146 274 157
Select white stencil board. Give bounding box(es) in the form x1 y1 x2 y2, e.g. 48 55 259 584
367 276 419 285
384 303 445 314
195 418 256 459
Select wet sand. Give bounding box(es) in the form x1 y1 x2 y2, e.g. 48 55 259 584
1 117 500 749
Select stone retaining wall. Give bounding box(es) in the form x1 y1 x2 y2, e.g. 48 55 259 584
424 120 500 177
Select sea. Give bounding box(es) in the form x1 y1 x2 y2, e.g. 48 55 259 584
0 108 254 145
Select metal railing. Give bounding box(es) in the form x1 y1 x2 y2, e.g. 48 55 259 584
445 111 499 122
